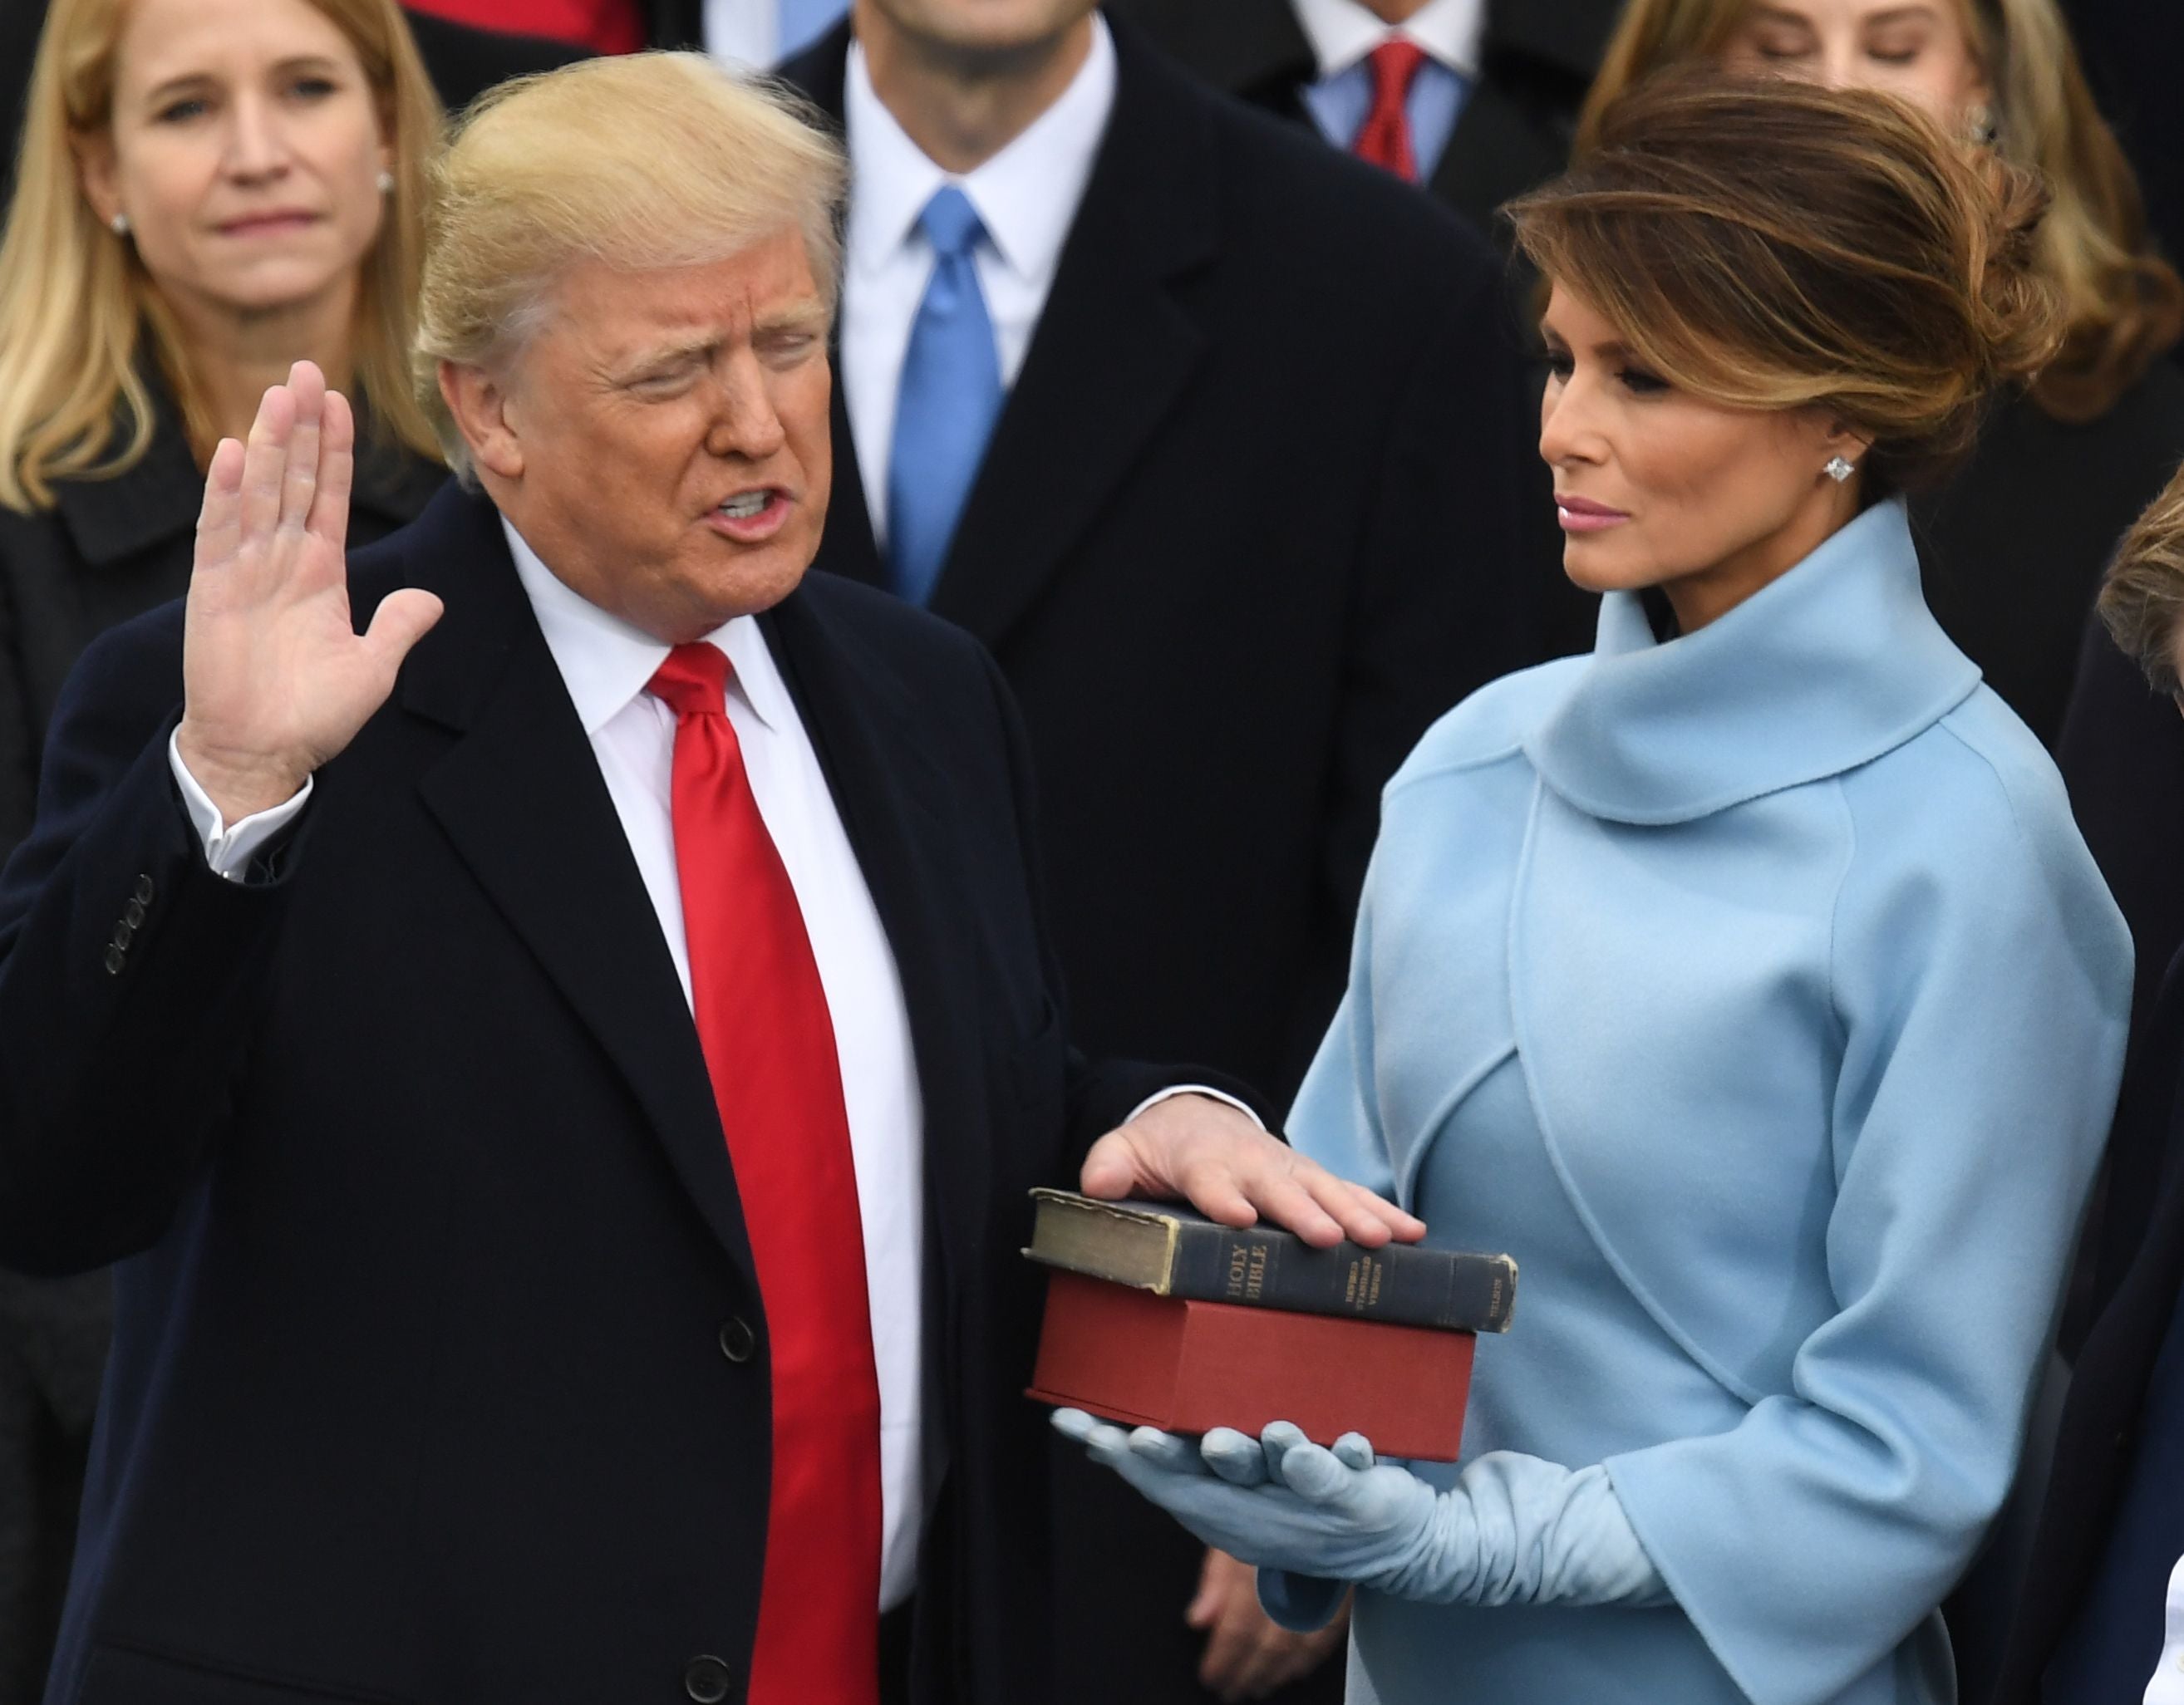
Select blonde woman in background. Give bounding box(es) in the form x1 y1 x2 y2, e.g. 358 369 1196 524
0 2 440 1698
1577 0 2184 750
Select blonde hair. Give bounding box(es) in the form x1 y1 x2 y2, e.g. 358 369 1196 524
2098 459 2184 697
1513 71 2063 499
415 52 847 483
1577 0 2183 422
0 0 444 513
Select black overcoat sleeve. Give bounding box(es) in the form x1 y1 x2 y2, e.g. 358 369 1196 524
0 605 293 1275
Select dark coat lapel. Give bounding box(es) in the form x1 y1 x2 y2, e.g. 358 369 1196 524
389 486 759 1291
928 32 1215 647
820 376 887 591
645 0 706 47
756 584 988 1285
1429 76 1556 233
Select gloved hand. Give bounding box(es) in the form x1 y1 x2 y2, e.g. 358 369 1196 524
1051 1411 1670 1612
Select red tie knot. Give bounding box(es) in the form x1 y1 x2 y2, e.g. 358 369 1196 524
1367 37 1429 101
647 642 731 721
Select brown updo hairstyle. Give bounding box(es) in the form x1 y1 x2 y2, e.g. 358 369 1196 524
1508 69 2064 502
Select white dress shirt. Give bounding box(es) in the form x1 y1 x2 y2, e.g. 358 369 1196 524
839 17 1117 551
2149 1555 2184 1702
1291 0 1486 79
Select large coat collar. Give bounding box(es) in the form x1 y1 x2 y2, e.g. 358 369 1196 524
1523 500 1982 827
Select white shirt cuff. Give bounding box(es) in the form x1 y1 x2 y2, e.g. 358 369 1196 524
169 730 313 883
1124 1084 1267 1129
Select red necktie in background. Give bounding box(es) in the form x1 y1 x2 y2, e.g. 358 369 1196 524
1353 39 1429 183
650 644 883 1705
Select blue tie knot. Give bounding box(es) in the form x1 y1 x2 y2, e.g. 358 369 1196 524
919 185 986 262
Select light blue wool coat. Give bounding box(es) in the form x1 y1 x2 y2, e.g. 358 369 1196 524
1283 499 2133 1705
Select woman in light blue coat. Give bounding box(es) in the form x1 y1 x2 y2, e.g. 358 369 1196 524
1059 71 2133 1705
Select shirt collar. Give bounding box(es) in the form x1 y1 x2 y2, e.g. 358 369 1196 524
1522 500 1983 826
843 14 1116 286
500 513 789 736
1291 0 1487 77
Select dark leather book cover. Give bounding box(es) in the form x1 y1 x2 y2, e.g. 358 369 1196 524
1027 1271 1475 1462
1025 1188 1517 1333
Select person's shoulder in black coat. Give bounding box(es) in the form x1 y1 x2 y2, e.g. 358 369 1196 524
1914 361 2184 749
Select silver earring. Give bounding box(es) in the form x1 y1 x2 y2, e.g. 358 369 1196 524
109 212 130 236
376 170 395 195
1825 455 1856 484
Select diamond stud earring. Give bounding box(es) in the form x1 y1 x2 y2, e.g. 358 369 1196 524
376 170 395 195
109 212 130 237
1825 455 1856 484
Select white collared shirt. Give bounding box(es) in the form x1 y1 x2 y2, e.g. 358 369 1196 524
2147 1555 2184 1702
1291 0 1486 78
839 16 1117 550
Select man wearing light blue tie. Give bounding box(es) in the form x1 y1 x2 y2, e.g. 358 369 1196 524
779 3 1551 1701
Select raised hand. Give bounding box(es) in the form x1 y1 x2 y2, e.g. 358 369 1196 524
175 362 444 821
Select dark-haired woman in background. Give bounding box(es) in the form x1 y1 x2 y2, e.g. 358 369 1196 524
1577 0 2184 750
1060 74 2130 1705
0 1 443 1696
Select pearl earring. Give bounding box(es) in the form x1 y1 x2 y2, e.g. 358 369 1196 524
376 170 395 195
1965 101 1996 145
1825 455 1856 484
109 212 130 236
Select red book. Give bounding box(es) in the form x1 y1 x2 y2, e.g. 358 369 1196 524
1028 1270 1475 1462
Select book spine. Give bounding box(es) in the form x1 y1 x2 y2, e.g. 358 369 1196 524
1165 1224 1515 1333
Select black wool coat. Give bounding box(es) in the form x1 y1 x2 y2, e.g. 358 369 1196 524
0 484 1248 1705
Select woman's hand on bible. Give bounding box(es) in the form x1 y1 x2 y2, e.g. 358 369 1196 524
176 361 443 822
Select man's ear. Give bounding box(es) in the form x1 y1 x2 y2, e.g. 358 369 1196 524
74 128 121 229
439 360 524 482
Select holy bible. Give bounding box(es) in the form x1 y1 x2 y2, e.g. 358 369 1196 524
1028 1271 1477 1461
1027 1196 1512 1460
1023 1189 1517 1333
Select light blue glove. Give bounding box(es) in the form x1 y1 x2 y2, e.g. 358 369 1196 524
1051 1411 1671 1619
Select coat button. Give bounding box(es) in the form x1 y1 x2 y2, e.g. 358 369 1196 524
718 1318 757 1364
111 920 134 950
134 875 155 906
102 946 125 976
124 898 146 928
682 1655 732 1703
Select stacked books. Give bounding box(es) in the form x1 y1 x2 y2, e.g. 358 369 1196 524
1023 1189 1516 1462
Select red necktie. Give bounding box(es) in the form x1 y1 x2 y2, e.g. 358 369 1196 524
649 644 883 1705
1353 39 1429 183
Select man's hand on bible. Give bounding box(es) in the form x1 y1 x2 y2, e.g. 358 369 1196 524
175 361 444 822
1080 1093 1423 1249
